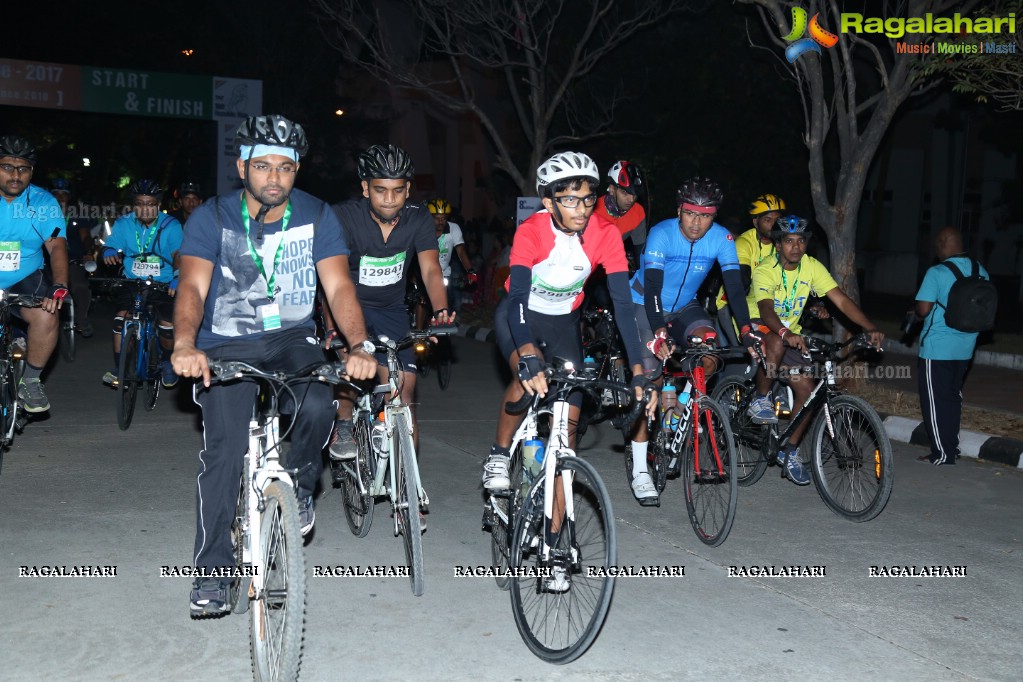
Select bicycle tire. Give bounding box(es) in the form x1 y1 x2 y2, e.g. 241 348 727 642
340 414 375 538
650 430 669 493
808 394 894 522
250 480 306 682
682 397 738 547
117 333 139 431
607 361 633 432
60 319 75 363
491 440 524 591
393 410 424 596
509 456 616 664
230 461 251 615
437 338 452 391
712 376 768 487
0 362 12 476
144 329 160 412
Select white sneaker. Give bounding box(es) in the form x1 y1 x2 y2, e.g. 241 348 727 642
545 565 570 593
630 471 659 507
482 454 511 490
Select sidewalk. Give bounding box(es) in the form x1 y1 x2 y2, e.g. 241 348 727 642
457 323 1023 469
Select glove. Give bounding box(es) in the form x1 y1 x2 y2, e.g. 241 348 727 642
517 354 544 383
169 277 179 293
739 324 763 349
646 331 670 355
465 270 479 290
630 374 655 392
48 283 70 301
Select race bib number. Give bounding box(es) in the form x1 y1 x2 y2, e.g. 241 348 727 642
131 256 161 278
0 241 21 272
530 275 586 303
359 252 406 287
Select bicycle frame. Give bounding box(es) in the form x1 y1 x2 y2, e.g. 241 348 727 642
121 287 158 382
662 358 727 477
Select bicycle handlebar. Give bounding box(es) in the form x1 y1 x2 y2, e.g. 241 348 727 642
207 359 357 390
504 363 652 423
0 291 45 308
328 324 460 353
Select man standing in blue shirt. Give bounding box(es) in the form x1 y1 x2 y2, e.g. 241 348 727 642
0 134 70 413
101 180 183 388
914 226 989 466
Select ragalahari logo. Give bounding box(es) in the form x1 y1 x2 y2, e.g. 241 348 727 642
782 7 839 62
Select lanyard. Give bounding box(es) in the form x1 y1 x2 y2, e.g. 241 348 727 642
778 260 802 316
134 216 160 255
241 195 292 300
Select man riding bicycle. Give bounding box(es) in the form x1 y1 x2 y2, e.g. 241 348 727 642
101 180 182 388
627 177 761 506
171 115 377 615
598 160 647 266
0 134 69 413
427 197 477 315
481 151 656 492
326 144 453 461
744 215 884 485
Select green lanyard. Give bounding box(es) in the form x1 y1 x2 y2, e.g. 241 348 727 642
778 260 802 316
134 216 160 255
240 195 292 301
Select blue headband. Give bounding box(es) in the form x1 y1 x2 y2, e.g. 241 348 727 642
239 144 299 162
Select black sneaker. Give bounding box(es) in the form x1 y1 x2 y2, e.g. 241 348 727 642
189 577 230 617
298 496 315 536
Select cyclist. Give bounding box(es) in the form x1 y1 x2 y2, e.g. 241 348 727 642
0 134 69 413
712 193 786 345
597 160 647 265
326 144 453 461
51 178 97 337
171 114 378 615
426 198 477 316
744 215 884 484
101 180 183 388
627 177 761 506
481 151 656 492
174 181 203 225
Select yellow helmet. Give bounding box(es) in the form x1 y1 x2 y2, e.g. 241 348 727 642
749 193 786 216
427 198 452 215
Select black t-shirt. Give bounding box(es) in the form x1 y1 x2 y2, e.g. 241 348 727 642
333 197 437 309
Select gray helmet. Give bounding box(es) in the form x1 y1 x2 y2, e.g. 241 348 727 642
676 177 724 208
771 214 812 241
358 144 414 180
0 135 37 165
234 115 308 159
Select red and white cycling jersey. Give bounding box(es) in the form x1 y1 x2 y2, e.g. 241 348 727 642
506 209 629 315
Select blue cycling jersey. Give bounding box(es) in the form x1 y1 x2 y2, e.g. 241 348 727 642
0 184 67 289
104 213 183 283
630 219 739 311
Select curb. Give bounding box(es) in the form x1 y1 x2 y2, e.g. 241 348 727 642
456 324 1023 469
882 338 1023 371
881 415 1023 469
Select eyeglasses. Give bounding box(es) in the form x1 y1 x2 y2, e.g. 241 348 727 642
681 209 716 221
0 163 33 175
249 162 297 175
134 201 160 209
552 194 598 209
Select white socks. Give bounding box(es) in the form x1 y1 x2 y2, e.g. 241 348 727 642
631 441 649 478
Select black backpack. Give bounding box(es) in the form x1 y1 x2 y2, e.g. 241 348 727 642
938 259 997 332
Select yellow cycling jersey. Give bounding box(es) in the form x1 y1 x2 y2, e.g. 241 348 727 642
746 255 837 334
715 228 775 309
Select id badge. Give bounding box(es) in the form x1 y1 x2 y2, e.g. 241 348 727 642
259 303 282 331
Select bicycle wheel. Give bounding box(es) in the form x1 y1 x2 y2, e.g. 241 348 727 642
144 329 161 412
340 414 375 538
393 411 424 596
0 360 15 476
117 333 139 431
250 480 306 682
808 395 894 522
712 376 768 487
607 361 633 432
59 301 75 362
509 456 616 664
682 397 738 547
230 463 251 615
490 440 524 591
437 338 452 390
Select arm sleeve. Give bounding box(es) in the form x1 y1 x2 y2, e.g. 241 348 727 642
722 267 751 331
607 271 646 366
644 267 666 332
507 264 534 350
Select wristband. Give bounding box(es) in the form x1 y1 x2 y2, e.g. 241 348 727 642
778 328 789 339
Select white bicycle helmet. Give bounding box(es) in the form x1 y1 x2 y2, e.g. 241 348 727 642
535 152 600 195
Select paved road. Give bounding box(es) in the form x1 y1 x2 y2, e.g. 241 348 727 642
1 323 1020 681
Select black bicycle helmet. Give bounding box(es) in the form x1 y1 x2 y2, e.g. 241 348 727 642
179 181 201 197
357 144 415 180
771 214 812 240
233 115 309 159
0 135 37 165
676 177 724 208
130 179 164 198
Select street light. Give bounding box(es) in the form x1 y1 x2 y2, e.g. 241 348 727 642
335 109 345 116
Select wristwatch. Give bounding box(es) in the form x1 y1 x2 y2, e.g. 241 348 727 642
356 339 376 354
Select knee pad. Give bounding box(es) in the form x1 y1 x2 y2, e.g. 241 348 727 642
112 316 125 334
158 324 175 343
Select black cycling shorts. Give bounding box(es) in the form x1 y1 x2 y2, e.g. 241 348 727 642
362 304 416 371
494 297 583 367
